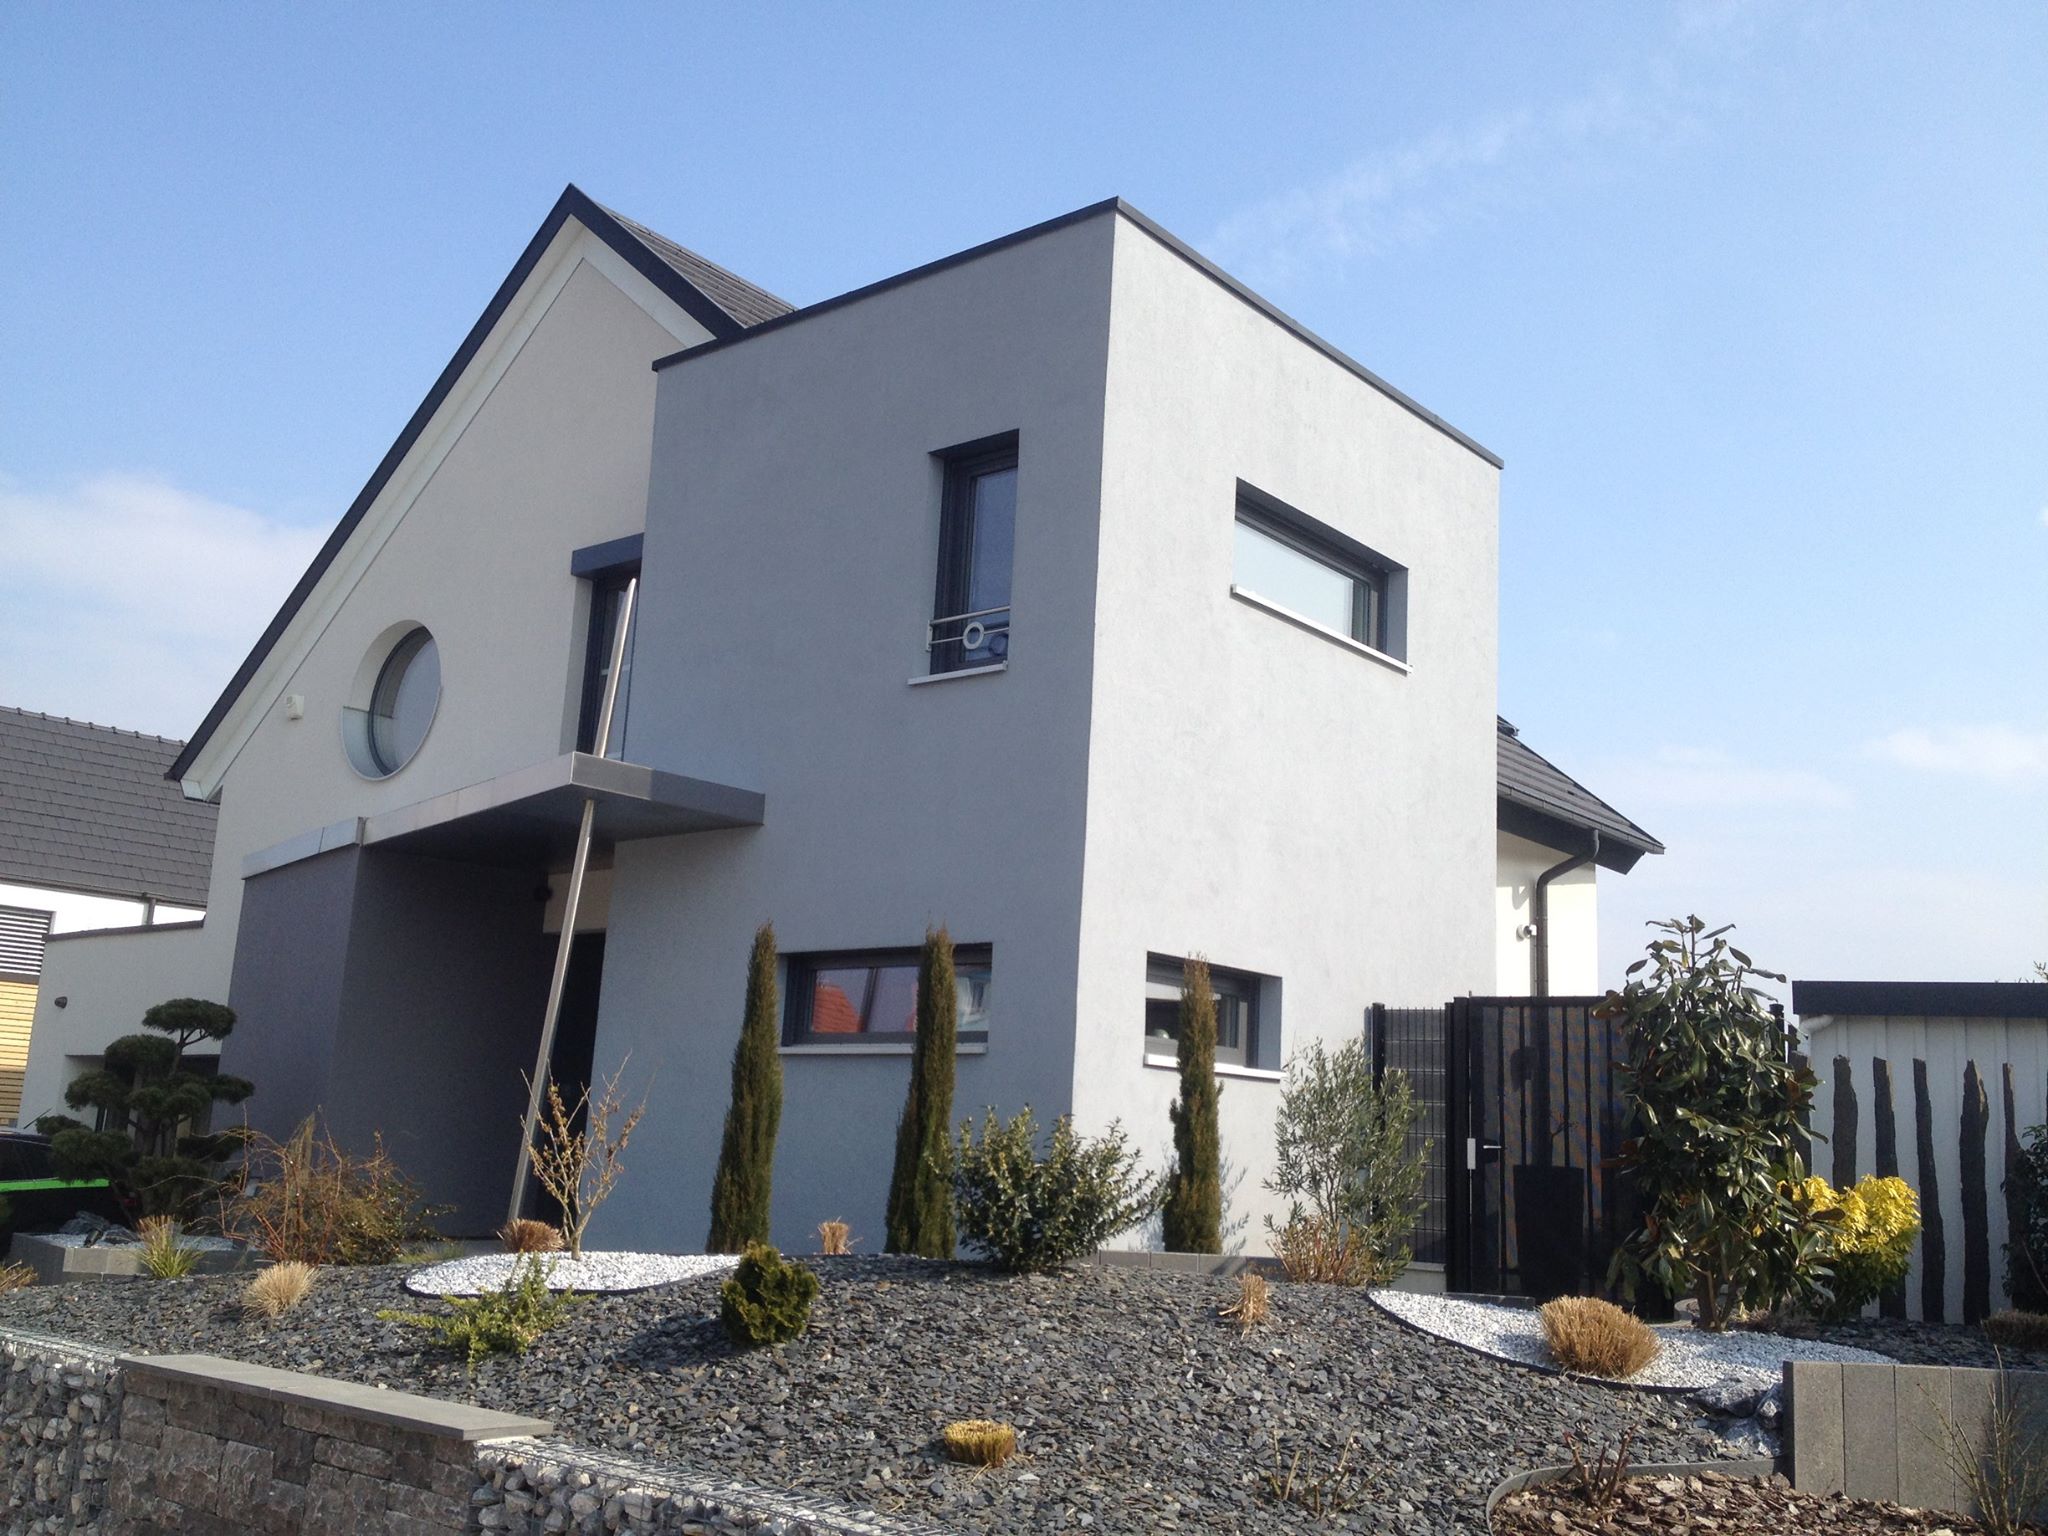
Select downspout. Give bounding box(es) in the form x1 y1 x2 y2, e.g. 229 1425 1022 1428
1530 830 1598 998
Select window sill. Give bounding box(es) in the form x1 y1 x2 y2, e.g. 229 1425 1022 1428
908 662 1007 687
1229 586 1409 674
1142 1053 1283 1083
781 1041 989 1058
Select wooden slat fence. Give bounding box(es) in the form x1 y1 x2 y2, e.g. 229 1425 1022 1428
1809 1013 2048 1323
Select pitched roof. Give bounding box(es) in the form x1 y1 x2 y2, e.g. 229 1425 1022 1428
166 185 790 786
0 708 218 907
1496 717 1662 873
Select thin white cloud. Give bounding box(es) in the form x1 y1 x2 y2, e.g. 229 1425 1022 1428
1602 744 1851 810
1202 10 1770 293
0 472 322 739
1867 725 2048 785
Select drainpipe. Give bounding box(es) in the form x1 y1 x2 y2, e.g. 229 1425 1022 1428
1530 830 1598 998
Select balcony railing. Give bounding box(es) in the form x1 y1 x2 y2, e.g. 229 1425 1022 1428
926 605 1011 669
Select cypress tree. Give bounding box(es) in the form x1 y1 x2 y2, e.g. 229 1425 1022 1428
708 922 783 1253
1162 955 1223 1253
885 925 957 1256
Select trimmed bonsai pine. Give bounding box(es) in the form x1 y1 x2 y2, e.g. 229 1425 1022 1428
1162 956 1223 1254
37 997 253 1219
885 926 957 1257
708 922 783 1253
719 1242 820 1346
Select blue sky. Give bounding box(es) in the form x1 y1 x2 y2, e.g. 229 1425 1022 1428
2 1 2042 989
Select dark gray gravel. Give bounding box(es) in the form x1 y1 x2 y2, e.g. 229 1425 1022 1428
0 1257 1741 1534
1788 1314 2048 1372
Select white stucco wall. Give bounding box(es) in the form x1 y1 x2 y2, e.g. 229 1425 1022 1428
1493 830 1599 995
0 882 203 937
1073 218 1501 1250
17 922 220 1127
592 212 1119 1253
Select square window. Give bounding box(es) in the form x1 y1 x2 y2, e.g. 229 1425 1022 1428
1232 485 1404 659
785 946 994 1046
929 434 1018 673
1144 955 1266 1069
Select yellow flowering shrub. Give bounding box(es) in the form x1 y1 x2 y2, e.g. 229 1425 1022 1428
1796 1174 1920 1319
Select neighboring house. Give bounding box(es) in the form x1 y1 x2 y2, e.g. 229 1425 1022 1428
1494 718 1662 996
0 708 214 1126
27 188 1658 1249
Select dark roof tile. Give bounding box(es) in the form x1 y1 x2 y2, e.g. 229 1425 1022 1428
1497 716 1662 865
0 708 217 907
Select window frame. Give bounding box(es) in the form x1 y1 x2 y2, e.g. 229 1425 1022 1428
1143 954 1267 1070
929 432 1020 675
783 944 994 1047
576 564 640 755
1232 482 1405 660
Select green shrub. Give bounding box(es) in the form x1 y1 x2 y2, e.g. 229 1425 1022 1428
219 1118 441 1266
953 1107 1163 1272
1984 1310 2048 1353
1795 1174 1919 1320
2006 1125 2048 1313
1598 917 1827 1329
378 1257 577 1371
719 1243 820 1346
1264 1037 1426 1285
1161 957 1222 1254
708 922 783 1253
885 927 958 1257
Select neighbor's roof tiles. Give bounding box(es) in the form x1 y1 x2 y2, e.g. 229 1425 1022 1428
0 708 217 907
1497 717 1663 856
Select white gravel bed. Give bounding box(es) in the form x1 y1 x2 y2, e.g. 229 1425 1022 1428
404 1250 738 1297
40 1232 240 1252
1371 1288 1895 1395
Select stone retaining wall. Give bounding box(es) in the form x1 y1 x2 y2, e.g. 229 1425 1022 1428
1785 1358 2048 1520
0 1328 946 1536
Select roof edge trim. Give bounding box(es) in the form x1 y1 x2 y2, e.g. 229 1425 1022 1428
166 185 750 785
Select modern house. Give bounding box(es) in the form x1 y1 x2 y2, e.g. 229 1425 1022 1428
23 188 1658 1251
1 707 214 1127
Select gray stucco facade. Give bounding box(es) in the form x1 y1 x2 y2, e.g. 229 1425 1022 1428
30 191 1663 1255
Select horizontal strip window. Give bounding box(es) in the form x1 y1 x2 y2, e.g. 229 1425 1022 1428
1233 483 1407 662
784 945 992 1047
1144 954 1273 1070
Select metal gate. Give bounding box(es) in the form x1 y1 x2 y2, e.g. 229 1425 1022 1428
1371 997 1636 1297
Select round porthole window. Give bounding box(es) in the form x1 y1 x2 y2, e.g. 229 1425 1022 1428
343 624 441 778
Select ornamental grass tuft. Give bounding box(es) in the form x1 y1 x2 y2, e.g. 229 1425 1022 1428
136 1216 201 1280
941 1420 1018 1467
497 1217 565 1255
719 1243 819 1347
1984 1310 2048 1353
242 1260 316 1319
816 1218 852 1256
1538 1295 1660 1379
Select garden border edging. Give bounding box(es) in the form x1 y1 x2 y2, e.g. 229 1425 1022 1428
1484 1455 1782 1532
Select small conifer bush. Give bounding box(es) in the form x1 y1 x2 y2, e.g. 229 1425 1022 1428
941 1420 1018 1467
379 1258 578 1371
719 1243 820 1347
885 927 958 1257
1538 1295 1660 1379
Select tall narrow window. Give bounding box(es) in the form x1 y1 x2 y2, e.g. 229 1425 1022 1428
578 570 637 756
929 434 1018 673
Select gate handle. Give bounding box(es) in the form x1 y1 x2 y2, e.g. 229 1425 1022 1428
1466 1139 1504 1170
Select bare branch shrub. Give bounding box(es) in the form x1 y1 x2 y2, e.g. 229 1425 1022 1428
220 1117 440 1265
1933 1353 2048 1536
1563 1422 1637 1510
1220 1270 1271 1334
1261 1431 1361 1516
1270 1212 1373 1286
525 1064 647 1259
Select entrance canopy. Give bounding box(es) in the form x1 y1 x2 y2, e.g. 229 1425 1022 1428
242 752 764 878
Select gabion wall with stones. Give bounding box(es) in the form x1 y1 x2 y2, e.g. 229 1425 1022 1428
0 1328 944 1536
0 1328 123 1535
472 1442 956 1536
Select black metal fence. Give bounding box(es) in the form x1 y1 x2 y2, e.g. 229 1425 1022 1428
1368 1005 1450 1265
